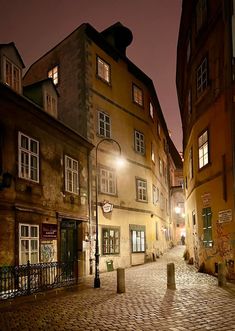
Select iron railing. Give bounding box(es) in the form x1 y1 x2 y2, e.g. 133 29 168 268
0 260 78 300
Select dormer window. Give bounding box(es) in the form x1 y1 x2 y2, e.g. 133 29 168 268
48 66 58 85
133 84 143 107
4 57 21 93
46 93 57 117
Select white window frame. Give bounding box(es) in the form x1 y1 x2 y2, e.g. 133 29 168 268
198 130 209 169
131 229 145 252
65 155 79 195
134 130 145 155
48 65 58 85
19 223 39 265
98 111 111 138
3 56 21 93
152 185 159 205
18 132 39 182
133 84 143 106
136 178 147 202
197 57 208 95
97 56 110 83
99 167 116 195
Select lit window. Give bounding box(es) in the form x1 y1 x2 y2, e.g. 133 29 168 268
100 167 116 195
197 57 208 95
19 224 39 265
202 207 213 247
102 228 120 255
4 57 21 92
65 155 79 194
97 57 110 83
98 111 111 138
151 142 155 162
133 84 143 106
159 157 163 175
198 130 209 169
134 130 145 155
136 178 147 202
152 185 159 205
149 102 154 119
131 229 145 252
48 66 58 85
18 132 39 182
196 0 207 33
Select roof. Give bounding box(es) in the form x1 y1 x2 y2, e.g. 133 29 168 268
168 138 183 169
0 42 25 68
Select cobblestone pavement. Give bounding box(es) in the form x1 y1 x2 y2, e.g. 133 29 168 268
1 246 235 331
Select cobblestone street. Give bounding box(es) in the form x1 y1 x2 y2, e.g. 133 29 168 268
0 246 235 331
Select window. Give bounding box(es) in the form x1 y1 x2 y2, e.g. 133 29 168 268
46 93 57 116
149 102 154 119
136 178 147 202
202 207 212 247
4 57 21 92
98 111 111 138
197 57 208 95
102 228 120 255
160 192 164 210
198 130 209 169
189 147 193 179
100 167 116 195
159 157 163 175
19 224 39 265
97 56 110 83
133 84 143 106
151 142 155 162
18 132 39 182
157 122 161 137
134 130 145 155
65 155 79 194
48 66 58 85
196 0 207 33
152 185 159 205
131 229 145 252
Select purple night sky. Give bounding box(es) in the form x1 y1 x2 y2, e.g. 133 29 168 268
0 0 182 151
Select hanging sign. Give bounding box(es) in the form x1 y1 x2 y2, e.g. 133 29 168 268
102 201 113 213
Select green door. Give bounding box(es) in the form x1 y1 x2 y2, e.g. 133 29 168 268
60 220 77 262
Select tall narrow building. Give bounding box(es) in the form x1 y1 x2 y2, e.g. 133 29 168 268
176 0 235 279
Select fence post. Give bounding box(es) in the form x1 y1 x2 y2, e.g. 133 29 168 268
218 262 226 287
117 268 125 293
27 260 31 295
74 259 79 284
167 263 176 290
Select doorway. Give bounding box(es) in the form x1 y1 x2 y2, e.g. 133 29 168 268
60 220 78 262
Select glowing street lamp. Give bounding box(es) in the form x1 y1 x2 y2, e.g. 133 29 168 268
94 138 123 288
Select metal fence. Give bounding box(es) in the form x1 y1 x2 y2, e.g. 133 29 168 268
0 260 78 300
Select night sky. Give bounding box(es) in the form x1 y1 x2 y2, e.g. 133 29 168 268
0 0 182 152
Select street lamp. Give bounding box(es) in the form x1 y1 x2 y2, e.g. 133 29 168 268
94 138 123 288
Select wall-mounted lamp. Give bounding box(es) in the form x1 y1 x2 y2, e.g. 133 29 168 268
0 172 12 191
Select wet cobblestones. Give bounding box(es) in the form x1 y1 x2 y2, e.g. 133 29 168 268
0 246 235 330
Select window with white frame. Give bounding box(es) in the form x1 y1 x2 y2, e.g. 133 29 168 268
133 84 143 106
189 147 193 179
98 111 111 138
131 229 145 252
151 142 155 163
149 102 154 119
102 227 120 255
136 178 147 202
198 130 209 169
19 224 39 265
196 0 207 33
100 167 116 195
48 66 59 85
65 155 79 194
18 132 39 182
4 57 21 93
134 130 145 155
97 56 110 83
197 57 208 96
152 185 159 205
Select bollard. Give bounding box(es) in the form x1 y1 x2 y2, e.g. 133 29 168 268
218 262 226 287
167 263 176 290
117 268 125 293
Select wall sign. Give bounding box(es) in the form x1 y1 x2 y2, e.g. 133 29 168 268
218 209 232 223
42 223 57 239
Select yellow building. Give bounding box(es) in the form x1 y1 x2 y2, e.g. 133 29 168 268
23 22 180 277
176 0 235 279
